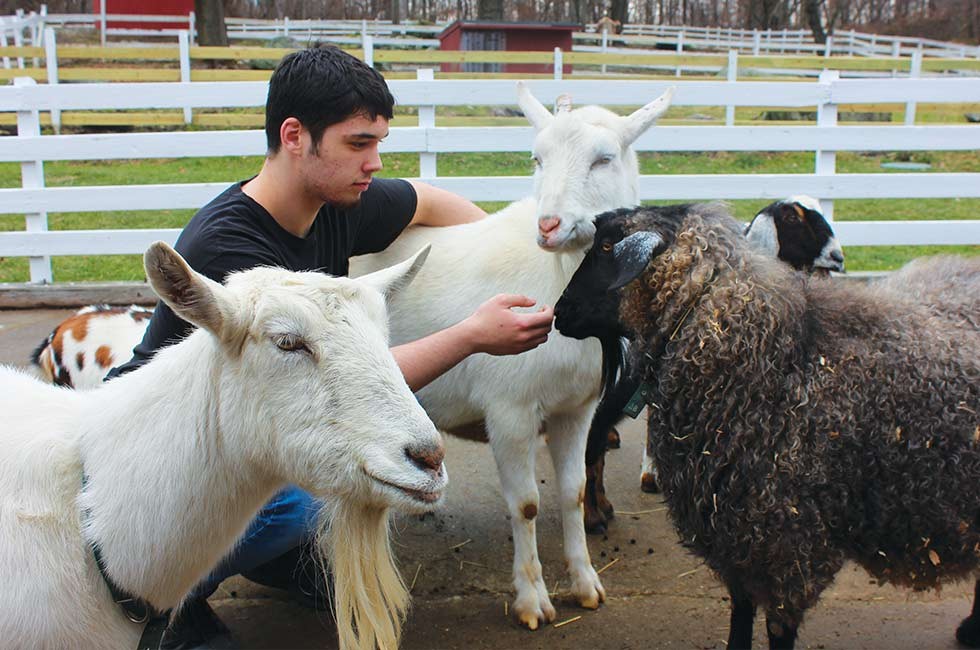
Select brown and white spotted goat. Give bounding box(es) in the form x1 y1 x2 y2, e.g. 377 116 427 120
31 305 152 389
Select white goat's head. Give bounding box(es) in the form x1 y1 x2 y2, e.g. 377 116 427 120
517 82 674 251
143 241 447 513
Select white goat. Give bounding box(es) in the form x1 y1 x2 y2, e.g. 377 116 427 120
1 242 445 650
351 83 674 629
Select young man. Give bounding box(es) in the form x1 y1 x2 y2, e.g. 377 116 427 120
109 45 554 648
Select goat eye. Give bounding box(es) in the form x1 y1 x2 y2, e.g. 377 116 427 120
274 333 309 353
600 241 614 253
591 155 613 169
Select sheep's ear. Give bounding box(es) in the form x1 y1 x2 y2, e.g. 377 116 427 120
144 241 235 339
609 231 664 290
620 87 675 146
516 81 553 131
357 244 431 300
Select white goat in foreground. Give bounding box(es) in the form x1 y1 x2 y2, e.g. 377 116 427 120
1 242 445 650
351 83 674 629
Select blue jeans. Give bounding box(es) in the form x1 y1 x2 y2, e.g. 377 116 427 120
192 485 321 599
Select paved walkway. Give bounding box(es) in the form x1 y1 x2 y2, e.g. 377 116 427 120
1 308 973 649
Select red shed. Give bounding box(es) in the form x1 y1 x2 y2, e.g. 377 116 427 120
93 0 194 31
437 21 580 74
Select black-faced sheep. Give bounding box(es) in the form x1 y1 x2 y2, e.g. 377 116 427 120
555 203 980 649
584 197 845 534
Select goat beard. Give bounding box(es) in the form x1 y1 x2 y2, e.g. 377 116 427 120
317 501 408 650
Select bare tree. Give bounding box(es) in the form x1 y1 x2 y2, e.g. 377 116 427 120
196 0 228 46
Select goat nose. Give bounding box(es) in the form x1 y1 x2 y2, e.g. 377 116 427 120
830 250 844 263
405 444 445 473
538 216 561 237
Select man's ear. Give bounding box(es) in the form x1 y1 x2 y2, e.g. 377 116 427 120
279 117 305 155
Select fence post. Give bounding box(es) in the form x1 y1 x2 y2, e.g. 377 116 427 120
188 11 195 45
725 49 737 126
14 77 52 284
2 18 11 70
815 70 838 222
553 47 563 80
600 25 607 74
675 31 684 77
416 68 436 180
362 31 374 67
824 34 833 58
178 30 192 124
43 27 60 134
13 11 25 69
28 11 40 68
99 0 107 47
904 49 922 126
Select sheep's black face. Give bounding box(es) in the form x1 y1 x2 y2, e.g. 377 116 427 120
556 208 667 340
746 198 845 274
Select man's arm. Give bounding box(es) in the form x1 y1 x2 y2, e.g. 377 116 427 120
408 180 487 227
392 294 554 392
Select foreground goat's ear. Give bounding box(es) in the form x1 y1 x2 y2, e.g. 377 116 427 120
358 244 431 300
609 231 664 290
144 241 234 339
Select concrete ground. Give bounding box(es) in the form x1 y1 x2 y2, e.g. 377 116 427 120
2 307 975 650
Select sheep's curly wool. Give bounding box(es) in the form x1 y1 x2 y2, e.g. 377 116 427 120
618 205 980 628
877 254 980 330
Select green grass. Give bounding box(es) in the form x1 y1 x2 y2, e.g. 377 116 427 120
0 149 977 283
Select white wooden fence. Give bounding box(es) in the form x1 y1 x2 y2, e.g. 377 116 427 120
0 73 978 283
11 9 980 60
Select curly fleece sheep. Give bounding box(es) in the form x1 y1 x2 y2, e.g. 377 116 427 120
554 203 980 649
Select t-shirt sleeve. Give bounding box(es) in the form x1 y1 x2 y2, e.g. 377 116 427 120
350 177 417 256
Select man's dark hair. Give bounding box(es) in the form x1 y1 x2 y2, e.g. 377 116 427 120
265 44 395 154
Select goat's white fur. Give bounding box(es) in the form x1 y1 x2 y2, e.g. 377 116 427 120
1 242 445 650
351 83 674 628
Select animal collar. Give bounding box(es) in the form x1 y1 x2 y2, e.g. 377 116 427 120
82 473 170 649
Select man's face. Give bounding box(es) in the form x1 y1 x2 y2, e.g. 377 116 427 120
299 112 388 209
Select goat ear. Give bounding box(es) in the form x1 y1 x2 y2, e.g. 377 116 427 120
620 87 675 146
516 81 553 131
555 93 573 113
609 231 664 290
357 244 431 300
144 241 234 339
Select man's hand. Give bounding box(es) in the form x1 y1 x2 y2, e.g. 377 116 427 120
462 294 554 356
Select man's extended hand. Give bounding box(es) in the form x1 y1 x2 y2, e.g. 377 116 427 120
462 294 554 356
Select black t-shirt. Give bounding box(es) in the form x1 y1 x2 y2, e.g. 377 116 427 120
108 177 417 377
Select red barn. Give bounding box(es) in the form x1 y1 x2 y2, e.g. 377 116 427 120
93 0 194 31
437 21 580 74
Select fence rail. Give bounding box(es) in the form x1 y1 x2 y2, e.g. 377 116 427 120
0 73 978 283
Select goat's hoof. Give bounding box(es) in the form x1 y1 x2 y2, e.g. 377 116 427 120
606 427 622 449
514 596 556 630
957 615 980 647
571 566 606 610
584 514 608 535
640 472 660 493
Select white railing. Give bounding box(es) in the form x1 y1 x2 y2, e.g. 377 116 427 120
15 10 980 59
0 73 978 283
